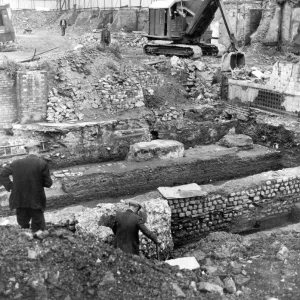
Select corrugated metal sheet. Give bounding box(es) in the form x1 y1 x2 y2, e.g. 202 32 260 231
0 0 157 10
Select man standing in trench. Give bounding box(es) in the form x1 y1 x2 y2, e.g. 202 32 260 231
0 142 53 232
112 202 159 255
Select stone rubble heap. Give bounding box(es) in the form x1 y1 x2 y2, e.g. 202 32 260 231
169 56 220 102
94 73 145 113
231 66 271 84
47 88 83 123
113 31 148 48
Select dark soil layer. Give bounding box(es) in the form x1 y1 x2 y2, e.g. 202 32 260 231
2 226 300 299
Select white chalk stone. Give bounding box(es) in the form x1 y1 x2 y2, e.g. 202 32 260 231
166 257 200 270
126 140 184 162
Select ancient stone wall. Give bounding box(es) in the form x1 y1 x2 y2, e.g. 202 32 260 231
0 144 280 217
16 71 48 124
0 120 150 168
168 167 300 246
0 71 17 125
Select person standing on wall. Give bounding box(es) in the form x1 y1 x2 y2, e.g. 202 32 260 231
112 202 159 255
101 24 111 47
0 142 53 232
60 18 68 36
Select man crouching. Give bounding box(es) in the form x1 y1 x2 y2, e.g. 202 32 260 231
113 202 159 255
0 142 53 232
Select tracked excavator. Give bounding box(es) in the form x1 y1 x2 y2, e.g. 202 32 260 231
143 0 245 70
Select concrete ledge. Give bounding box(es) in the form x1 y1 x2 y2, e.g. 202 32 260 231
126 140 184 162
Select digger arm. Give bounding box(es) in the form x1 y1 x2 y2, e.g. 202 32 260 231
185 0 238 51
216 0 238 51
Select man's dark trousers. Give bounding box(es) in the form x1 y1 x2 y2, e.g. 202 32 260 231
17 208 45 232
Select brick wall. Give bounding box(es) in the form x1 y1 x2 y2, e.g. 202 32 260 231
16 71 48 124
0 71 17 125
168 167 300 246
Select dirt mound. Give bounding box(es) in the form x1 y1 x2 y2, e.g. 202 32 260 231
0 225 196 300
12 11 62 32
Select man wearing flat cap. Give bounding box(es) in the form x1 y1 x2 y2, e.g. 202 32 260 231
0 141 52 232
112 202 159 255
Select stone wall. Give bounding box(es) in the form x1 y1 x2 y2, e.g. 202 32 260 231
168 167 300 246
0 119 150 168
0 143 279 217
16 71 48 124
0 71 17 125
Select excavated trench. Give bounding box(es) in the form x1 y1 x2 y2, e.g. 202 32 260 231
1 113 300 250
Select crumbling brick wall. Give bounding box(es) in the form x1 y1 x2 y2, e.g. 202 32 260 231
16 71 48 124
0 71 17 125
169 167 300 246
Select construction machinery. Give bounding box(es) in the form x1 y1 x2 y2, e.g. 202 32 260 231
143 0 245 69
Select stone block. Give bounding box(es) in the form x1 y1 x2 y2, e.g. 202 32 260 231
126 140 184 162
217 134 253 150
166 257 200 270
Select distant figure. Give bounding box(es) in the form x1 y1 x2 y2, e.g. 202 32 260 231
0 142 53 232
60 19 67 36
112 202 159 255
101 24 111 47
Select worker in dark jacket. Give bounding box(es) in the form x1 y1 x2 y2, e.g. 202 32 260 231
101 24 111 47
60 19 67 36
112 202 159 255
0 142 53 232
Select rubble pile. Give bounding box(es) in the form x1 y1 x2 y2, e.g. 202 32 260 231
230 66 271 84
1 223 300 299
46 46 168 122
12 10 59 32
94 74 145 112
168 56 220 103
113 32 148 48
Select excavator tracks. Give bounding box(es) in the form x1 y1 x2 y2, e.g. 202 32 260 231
143 42 218 58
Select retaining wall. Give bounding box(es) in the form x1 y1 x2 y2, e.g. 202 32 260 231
168 167 300 246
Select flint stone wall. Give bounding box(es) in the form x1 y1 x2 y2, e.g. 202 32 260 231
169 167 300 246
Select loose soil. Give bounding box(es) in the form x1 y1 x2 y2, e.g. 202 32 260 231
2 225 300 299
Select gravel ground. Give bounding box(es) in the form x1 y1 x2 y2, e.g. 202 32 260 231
1 225 300 300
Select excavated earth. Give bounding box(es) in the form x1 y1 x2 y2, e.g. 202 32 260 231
1 225 300 300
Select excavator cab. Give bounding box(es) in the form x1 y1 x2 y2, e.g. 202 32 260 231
144 0 245 69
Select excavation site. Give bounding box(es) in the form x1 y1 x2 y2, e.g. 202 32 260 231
1 0 300 299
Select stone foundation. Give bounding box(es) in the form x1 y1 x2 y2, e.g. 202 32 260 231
0 120 150 168
0 143 281 217
169 167 300 246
